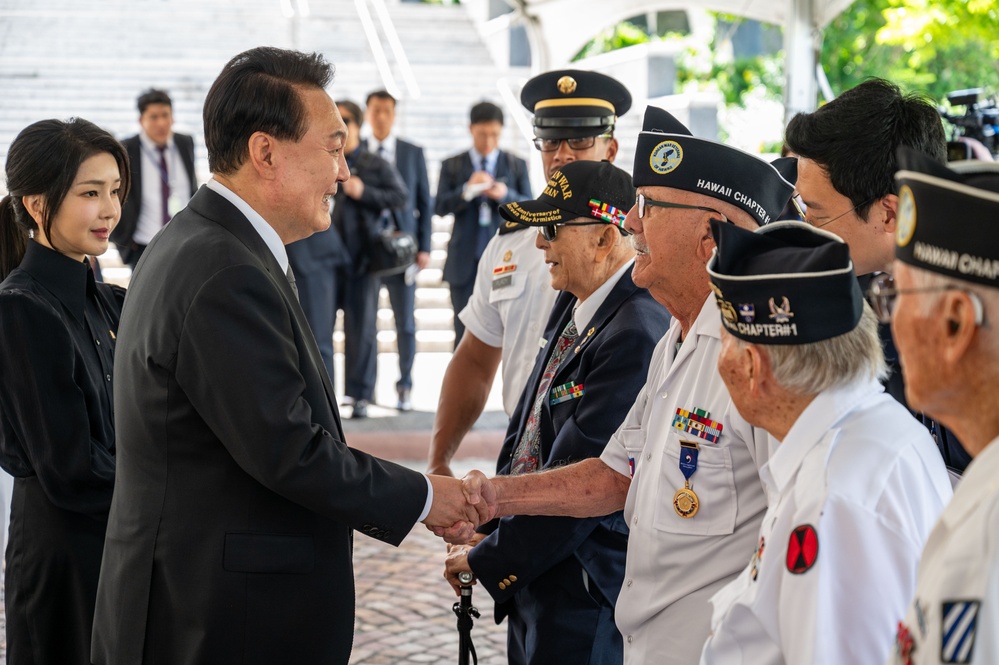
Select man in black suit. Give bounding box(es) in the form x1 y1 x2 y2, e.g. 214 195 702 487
92 47 489 665
436 101 531 346
110 88 197 268
365 89 433 411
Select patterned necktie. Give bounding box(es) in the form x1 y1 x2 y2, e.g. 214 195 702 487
510 318 578 474
286 265 299 301
156 145 171 225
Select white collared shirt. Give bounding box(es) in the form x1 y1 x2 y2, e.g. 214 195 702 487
890 437 999 665
134 132 193 245
206 179 288 272
572 259 634 333
700 378 952 665
600 295 771 665
367 134 397 164
458 228 558 415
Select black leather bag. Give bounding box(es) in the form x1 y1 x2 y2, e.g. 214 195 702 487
367 227 417 277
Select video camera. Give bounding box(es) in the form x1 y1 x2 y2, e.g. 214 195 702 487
939 88 999 161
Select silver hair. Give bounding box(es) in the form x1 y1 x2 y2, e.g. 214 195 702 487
741 304 888 395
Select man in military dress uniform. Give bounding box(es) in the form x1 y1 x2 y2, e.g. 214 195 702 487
699 220 950 664
887 151 999 665
428 69 631 476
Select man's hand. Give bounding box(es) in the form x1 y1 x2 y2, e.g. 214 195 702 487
484 181 508 201
466 171 492 187
416 251 431 270
422 471 496 544
444 543 476 596
342 175 365 200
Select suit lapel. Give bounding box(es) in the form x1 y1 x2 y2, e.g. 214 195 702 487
188 189 346 437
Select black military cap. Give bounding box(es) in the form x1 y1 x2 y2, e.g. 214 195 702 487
707 220 863 344
521 69 632 140
895 148 999 287
633 106 796 226
499 160 634 233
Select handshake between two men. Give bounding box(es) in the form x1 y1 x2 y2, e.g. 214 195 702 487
422 470 498 545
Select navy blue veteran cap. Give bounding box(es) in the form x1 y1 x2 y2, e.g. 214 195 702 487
895 148 999 287
499 160 634 232
633 106 796 226
521 69 632 140
707 220 864 344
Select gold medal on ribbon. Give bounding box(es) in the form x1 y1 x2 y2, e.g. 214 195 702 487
673 483 699 518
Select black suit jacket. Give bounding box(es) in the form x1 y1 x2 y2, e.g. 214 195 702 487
435 150 531 286
111 133 197 255
370 137 433 253
468 270 670 618
92 186 428 665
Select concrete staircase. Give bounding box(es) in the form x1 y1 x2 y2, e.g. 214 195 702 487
0 0 540 353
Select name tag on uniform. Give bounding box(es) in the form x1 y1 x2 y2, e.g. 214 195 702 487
492 275 513 290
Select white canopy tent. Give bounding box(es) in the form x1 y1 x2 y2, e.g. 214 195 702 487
504 0 858 117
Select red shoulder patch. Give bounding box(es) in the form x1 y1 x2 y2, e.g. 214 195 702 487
786 524 819 574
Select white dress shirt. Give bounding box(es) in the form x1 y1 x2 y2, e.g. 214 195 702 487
134 132 193 245
458 227 558 415
700 379 952 665
600 295 770 665
367 135 397 165
889 437 999 665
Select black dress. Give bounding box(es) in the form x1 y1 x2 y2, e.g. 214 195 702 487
0 241 124 665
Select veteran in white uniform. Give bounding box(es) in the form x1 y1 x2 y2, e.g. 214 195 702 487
884 151 999 665
697 220 951 665
428 69 632 476
466 106 798 665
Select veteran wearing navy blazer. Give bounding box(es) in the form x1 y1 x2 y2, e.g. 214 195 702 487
435 101 531 346
445 161 670 665
92 47 489 665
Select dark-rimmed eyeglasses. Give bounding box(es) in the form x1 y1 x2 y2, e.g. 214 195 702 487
796 195 875 228
532 135 612 152
539 220 620 242
636 193 729 223
866 273 986 325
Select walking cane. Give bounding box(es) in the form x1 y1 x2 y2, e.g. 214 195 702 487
453 571 480 665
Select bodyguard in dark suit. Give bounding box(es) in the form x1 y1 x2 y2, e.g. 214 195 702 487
445 161 670 665
366 89 433 410
92 47 490 665
110 88 197 267
436 101 531 346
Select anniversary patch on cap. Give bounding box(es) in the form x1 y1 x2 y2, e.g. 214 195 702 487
895 147 999 287
707 220 863 344
633 106 796 226
499 160 634 232
521 69 632 140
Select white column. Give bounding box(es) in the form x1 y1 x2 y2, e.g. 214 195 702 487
783 0 819 123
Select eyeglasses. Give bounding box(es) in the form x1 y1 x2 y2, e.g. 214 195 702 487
635 194 728 223
532 135 612 152
797 195 875 228
539 220 618 242
866 273 985 325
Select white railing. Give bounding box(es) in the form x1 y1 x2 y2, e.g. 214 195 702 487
354 0 421 100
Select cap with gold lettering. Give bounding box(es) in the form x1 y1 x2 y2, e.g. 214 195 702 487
895 148 999 287
633 106 796 226
499 160 634 233
521 69 632 140
707 220 863 345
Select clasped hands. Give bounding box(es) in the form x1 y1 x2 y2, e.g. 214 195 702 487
421 470 496 545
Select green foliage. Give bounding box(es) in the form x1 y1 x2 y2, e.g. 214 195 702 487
572 21 651 61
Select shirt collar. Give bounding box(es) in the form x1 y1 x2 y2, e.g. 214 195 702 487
206 179 288 272
668 294 719 366
139 131 174 152
469 147 499 172
940 434 999 529
19 241 91 321
766 378 884 494
369 134 396 156
573 259 634 332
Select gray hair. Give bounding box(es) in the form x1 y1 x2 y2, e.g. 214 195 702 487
741 304 888 395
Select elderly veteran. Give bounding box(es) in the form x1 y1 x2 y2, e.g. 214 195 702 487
452 106 798 665
885 151 999 665
429 69 632 477
444 160 669 665
698 220 951 665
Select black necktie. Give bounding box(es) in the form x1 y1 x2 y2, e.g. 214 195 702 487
286 265 299 301
157 145 171 225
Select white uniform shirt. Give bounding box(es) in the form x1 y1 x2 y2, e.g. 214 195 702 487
701 379 952 665
890 437 999 665
600 295 770 665
458 227 557 415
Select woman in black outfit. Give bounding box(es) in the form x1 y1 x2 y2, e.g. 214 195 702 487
0 118 129 664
